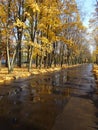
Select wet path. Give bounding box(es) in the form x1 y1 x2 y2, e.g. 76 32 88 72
52 64 98 130
0 64 97 130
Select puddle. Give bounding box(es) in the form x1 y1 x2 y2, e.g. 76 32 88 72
0 64 96 130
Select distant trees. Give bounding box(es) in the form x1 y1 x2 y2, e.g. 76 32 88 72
0 0 91 73
89 0 98 64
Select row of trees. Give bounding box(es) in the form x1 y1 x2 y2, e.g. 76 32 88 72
89 0 98 63
0 0 92 73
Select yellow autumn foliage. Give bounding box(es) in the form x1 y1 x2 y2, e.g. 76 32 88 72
0 4 7 22
14 19 26 29
25 0 40 14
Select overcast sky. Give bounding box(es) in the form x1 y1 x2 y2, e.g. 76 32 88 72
76 0 96 27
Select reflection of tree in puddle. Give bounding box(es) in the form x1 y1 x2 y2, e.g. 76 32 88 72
52 71 68 87
0 68 80 130
29 89 40 103
52 87 71 97
0 64 95 130
30 76 51 86
25 71 72 104
30 84 52 95
29 76 53 103
9 69 72 105
0 70 71 105
51 71 71 97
